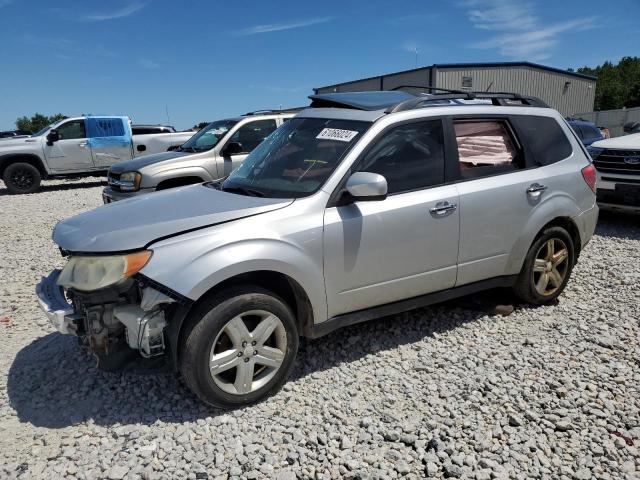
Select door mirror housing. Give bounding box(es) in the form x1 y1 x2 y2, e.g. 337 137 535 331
345 172 388 201
46 129 60 145
222 141 244 157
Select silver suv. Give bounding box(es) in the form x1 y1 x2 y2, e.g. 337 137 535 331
36 91 598 407
102 110 297 202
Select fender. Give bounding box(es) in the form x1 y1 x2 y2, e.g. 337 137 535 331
143 234 328 324
0 153 48 177
143 165 215 188
504 191 582 275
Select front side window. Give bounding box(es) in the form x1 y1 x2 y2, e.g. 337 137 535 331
454 120 519 179
57 120 86 140
221 118 370 198
356 120 445 194
229 119 278 154
181 119 238 153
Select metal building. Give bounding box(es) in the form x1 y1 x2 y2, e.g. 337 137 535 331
314 62 596 116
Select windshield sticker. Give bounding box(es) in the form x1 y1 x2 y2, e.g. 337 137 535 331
316 128 359 142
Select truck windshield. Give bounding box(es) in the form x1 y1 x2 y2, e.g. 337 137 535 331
180 119 237 152
220 117 370 198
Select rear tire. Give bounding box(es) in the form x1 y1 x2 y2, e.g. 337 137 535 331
179 286 299 408
3 162 42 194
513 226 575 305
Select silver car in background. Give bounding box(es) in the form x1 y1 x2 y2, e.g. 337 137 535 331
37 91 598 407
102 110 297 202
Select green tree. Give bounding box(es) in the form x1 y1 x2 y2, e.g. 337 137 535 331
577 57 640 110
15 113 67 133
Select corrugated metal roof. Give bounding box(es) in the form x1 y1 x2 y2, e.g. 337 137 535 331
314 61 596 92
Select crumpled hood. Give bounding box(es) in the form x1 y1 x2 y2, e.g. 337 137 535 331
109 151 192 173
53 184 293 253
591 133 640 150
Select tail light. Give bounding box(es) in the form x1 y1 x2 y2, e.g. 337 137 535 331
581 164 597 193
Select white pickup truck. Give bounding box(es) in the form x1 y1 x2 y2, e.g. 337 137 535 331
0 116 194 194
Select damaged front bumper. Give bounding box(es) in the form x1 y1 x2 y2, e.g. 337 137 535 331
35 269 182 362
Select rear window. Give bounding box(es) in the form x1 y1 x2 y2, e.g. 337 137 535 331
514 116 573 166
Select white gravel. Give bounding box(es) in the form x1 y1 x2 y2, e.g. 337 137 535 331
0 177 639 480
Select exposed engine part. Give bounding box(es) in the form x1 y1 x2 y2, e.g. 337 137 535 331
114 305 167 357
140 286 175 311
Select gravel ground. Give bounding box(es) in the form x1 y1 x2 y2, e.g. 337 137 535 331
0 177 639 480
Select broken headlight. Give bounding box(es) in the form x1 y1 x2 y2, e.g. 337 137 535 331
57 251 152 291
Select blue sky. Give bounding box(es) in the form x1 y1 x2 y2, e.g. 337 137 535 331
0 0 638 130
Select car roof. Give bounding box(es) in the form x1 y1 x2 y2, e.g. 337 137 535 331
298 90 552 123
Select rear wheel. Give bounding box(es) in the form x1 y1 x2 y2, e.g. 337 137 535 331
179 286 298 408
3 162 42 194
513 226 575 305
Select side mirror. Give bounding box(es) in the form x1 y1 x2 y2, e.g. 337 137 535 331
345 172 387 201
46 129 60 145
222 141 244 157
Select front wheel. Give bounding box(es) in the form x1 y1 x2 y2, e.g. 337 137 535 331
179 287 299 408
513 226 575 305
2 162 42 194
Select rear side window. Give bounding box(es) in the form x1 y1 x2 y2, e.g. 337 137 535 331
513 116 573 166
357 120 445 194
453 120 520 179
88 118 125 138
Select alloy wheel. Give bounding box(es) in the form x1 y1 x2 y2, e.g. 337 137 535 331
209 310 287 395
532 238 569 296
10 168 34 190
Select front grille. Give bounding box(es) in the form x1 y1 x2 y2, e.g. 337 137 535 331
107 172 122 192
593 149 640 175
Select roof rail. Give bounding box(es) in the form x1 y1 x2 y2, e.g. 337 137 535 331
244 107 304 116
385 91 549 113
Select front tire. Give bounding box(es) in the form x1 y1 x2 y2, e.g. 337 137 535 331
179 286 299 408
2 162 42 194
513 226 575 305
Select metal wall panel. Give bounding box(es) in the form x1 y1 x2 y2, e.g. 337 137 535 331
435 66 595 116
315 77 382 94
576 107 640 137
381 68 432 91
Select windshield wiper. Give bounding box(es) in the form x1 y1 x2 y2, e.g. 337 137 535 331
222 186 265 197
180 146 197 153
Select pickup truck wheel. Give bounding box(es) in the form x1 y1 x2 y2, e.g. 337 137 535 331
3 162 41 194
179 287 298 408
513 226 575 305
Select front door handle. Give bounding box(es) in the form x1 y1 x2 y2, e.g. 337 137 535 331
526 183 547 197
429 201 457 217
78 142 88 148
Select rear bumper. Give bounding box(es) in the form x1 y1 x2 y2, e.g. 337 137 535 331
102 186 154 203
35 270 77 335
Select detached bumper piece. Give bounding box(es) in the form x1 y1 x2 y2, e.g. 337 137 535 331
35 269 79 335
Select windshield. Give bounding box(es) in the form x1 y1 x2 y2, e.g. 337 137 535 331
221 117 370 198
180 119 237 152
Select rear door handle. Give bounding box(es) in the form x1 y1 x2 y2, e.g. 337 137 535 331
526 183 547 197
429 201 457 217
